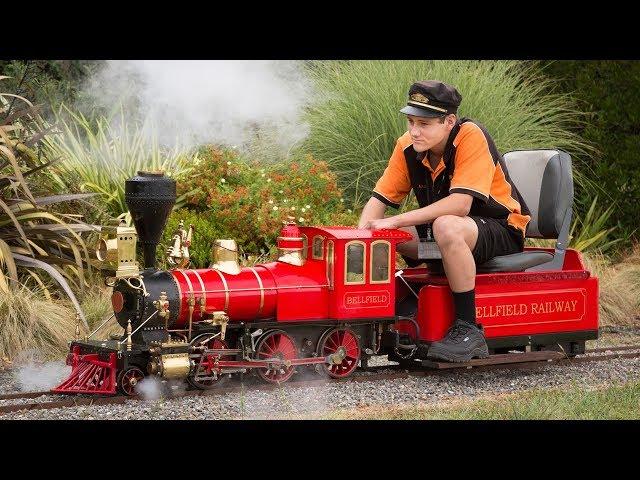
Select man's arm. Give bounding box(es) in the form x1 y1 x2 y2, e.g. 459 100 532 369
365 193 473 230
357 197 387 228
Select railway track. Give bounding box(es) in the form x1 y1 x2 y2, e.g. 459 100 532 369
2 344 639 416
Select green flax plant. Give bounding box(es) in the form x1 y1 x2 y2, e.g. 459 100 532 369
43 103 192 219
303 60 595 209
1 77 96 330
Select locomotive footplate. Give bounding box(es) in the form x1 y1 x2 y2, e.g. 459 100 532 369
406 350 567 369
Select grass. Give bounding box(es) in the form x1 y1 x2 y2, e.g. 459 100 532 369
0 275 122 364
79 280 124 339
583 244 640 328
0 285 78 361
303 60 594 208
43 103 192 218
321 381 640 420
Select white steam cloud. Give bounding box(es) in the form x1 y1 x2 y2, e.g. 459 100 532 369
12 350 71 392
81 60 314 153
136 376 164 401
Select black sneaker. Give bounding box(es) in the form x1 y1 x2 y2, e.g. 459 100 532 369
427 321 489 362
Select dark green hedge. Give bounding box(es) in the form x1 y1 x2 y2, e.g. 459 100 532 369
540 61 640 241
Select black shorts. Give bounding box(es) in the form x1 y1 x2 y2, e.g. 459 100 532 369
470 216 524 265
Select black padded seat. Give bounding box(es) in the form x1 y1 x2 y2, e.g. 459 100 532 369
476 251 553 273
476 149 573 273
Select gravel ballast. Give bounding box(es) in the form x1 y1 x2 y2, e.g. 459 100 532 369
2 354 640 420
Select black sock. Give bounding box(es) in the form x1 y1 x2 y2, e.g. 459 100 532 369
452 289 476 326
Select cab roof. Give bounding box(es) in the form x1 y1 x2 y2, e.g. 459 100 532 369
300 225 413 241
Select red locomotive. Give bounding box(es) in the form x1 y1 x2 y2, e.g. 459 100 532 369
53 149 598 396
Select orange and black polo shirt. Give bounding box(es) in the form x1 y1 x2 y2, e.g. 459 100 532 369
372 118 531 237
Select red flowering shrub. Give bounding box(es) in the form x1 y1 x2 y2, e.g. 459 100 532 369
162 146 358 267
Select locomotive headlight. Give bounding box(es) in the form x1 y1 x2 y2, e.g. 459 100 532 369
96 238 118 262
95 220 140 278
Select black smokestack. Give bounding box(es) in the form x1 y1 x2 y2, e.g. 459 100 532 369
125 171 176 269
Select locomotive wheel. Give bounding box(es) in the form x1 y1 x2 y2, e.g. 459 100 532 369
255 330 297 384
317 328 360 379
187 334 233 390
117 366 145 396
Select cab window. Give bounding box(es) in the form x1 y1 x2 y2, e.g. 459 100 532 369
345 241 365 284
370 241 390 283
312 236 325 260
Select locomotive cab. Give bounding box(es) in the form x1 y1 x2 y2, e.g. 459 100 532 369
296 226 412 321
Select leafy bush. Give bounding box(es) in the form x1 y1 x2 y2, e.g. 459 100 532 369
303 60 594 207
540 60 640 243
160 208 226 269
162 146 358 267
0 60 100 117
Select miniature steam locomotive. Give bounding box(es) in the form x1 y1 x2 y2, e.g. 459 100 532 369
54 149 599 396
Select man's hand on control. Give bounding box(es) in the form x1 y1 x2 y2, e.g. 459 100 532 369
363 217 400 230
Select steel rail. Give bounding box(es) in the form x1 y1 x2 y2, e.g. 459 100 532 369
1 343 640 416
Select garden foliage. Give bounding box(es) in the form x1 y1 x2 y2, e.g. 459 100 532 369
541 61 640 242
303 60 594 208
161 146 357 268
43 104 192 219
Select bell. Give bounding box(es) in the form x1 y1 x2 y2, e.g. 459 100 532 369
210 239 242 275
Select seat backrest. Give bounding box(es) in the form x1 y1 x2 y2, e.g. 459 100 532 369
502 149 574 239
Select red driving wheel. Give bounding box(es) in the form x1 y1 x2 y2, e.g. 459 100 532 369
255 330 298 383
117 366 145 396
318 328 360 379
188 335 232 390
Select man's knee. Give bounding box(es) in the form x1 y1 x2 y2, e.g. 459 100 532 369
433 215 467 249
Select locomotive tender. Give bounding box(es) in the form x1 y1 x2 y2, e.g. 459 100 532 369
53 149 599 396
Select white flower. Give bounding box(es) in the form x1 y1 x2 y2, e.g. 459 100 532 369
340 198 344 203
227 161 232 165
267 178 272 183
220 178 226 183
261 173 266 178
298 217 305 222
305 204 310 209
301 208 306 213
284 199 288 203
279 190 283 194
268 199 273 204
290 206 296 211
273 206 278 211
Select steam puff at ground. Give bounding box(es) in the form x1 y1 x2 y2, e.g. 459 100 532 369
136 376 163 401
13 360 70 392
82 60 314 151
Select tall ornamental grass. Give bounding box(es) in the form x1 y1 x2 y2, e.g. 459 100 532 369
43 104 192 218
0 285 78 360
583 244 640 328
303 61 595 207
